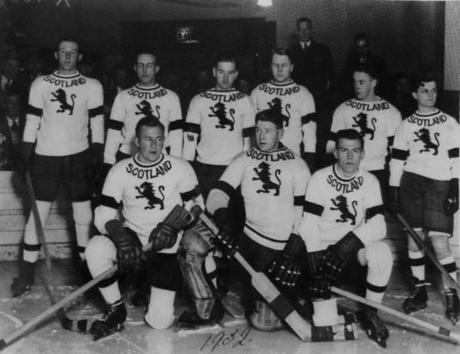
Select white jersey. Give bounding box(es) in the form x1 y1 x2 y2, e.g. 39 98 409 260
299 164 386 252
95 154 202 253
389 109 460 186
207 144 310 250
250 80 316 155
24 71 104 156
183 88 255 166
328 98 401 171
104 83 183 164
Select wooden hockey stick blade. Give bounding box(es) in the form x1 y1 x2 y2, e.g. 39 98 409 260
0 205 198 351
331 286 460 344
197 210 311 341
397 213 460 294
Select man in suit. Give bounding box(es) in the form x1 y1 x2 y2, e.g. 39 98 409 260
0 91 24 170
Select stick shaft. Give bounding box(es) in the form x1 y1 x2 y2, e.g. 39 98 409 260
397 213 460 294
331 286 460 343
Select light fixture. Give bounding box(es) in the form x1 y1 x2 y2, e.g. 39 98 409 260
257 0 272 7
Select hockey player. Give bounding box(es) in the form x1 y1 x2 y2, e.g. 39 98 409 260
182 54 255 198
84 117 205 339
300 129 392 347
250 48 317 171
206 108 311 331
389 73 460 323
326 64 401 195
104 50 183 166
11 39 104 296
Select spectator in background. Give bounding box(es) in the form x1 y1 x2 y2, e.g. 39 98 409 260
0 90 24 170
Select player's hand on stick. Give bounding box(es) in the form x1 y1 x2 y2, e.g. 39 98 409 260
211 208 238 259
106 220 142 274
149 222 179 251
307 274 332 299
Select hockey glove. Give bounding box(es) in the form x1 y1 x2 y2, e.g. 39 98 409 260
306 250 331 299
267 233 306 288
106 220 142 274
149 222 179 251
444 178 459 216
320 232 363 281
212 208 238 258
18 142 34 176
387 186 400 217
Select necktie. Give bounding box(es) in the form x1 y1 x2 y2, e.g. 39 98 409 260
10 120 19 145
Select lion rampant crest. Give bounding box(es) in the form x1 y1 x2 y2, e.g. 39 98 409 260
208 102 235 131
252 161 281 196
51 89 76 115
135 182 165 210
330 195 358 225
413 128 439 155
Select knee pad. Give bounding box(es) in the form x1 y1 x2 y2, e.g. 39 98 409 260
249 300 283 332
145 287 176 329
407 228 425 252
72 201 92 226
428 232 452 260
85 235 116 276
364 242 393 275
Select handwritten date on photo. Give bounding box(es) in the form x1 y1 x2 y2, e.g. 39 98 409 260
200 326 252 351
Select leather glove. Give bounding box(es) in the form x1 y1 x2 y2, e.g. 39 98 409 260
105 219 142 274
320 232 364 281
212 208 238 258
18 142 34 176
387 186 400 217
149 222 179 251
444 178 459 216
308 274 332 299
267 233 306 288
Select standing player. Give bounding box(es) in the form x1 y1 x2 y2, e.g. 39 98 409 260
84 117 204 339
300 129 392 347
11 39 104 296
104 50 183 166
206 109 311 332
326 64 401 195
250 48 317 171
182 54 255 198
389 73 460 323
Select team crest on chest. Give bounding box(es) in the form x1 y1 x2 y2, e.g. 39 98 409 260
135 182 165 209
51 89 76 115
352 112 376 140
208 102 235 131
413 128 439 155
136 100 160 121
252 161 281 196
330 195 357 225
268 97 291 127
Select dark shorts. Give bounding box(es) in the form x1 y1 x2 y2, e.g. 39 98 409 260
400 171 452 234
31 149 92 202
148 253 183 291
369 169 388 203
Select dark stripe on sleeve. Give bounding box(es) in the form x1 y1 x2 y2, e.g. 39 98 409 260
184 122 201 134
24 243 41 251
100 195 120 209
366 282 387 293
88 106 104 118
214 180 235 198
391 148 409 161
448 148 459 158
26 104 43 116
98 274 118 288
443 262 458 273
180 186 201 201
169 120 183 131
301 113 317 125
294 196 304 206
365 205 384 220
108 120 124 131
243 127 255 137
409 257 426 266
303 201 324 216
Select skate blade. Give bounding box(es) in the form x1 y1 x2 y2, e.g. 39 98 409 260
366 330 387 348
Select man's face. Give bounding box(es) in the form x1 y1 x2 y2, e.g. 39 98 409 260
3 59 20 79
134 54 159 85
412 81 437 109
355 38 369 56
6 95 20 117
297 20 312 42
213 61 238 90
135 125 165 163
271 54 293 83
255 120 282 152
55 41 81 73
334 138 364 177
353 71 376 101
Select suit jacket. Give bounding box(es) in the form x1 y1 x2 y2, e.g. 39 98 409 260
288 40 335 96
0 111 25 170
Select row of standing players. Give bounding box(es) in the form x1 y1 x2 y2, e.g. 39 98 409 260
9 39 460 347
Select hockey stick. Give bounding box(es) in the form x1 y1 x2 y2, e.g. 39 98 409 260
331 285 460 344
397 213 460 294
196 208 312 341
0 205 197 351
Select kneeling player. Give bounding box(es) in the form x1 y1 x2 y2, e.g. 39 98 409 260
83 117 205 339
299 129 393 347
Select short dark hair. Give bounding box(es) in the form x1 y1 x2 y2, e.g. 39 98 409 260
272 48 292 64
411 71 438 93
135 117 165 138
136 50 158 64
213 53 237 69
256 108 284 129
335 129 364 150
296 17 312 28
352 63 378 80
57 38 80 52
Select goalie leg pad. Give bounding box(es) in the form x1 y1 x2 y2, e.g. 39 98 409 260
312 298 339 326
249 300 284 332
145 287 176 329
